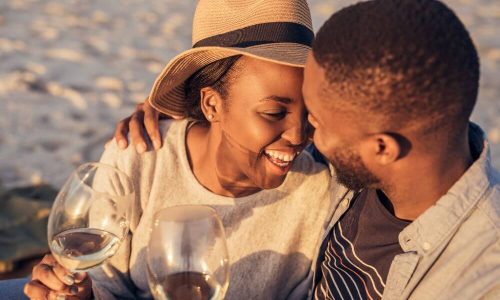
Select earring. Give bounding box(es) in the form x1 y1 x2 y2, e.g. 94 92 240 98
207 114 214 120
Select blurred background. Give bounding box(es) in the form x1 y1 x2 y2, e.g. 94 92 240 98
0 0 499 189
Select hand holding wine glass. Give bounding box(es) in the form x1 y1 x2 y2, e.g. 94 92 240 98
147 205 229 300
47 162 133 272
25 253 92 300
24 162 134 300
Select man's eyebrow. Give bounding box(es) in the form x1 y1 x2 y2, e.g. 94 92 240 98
259 96 293 104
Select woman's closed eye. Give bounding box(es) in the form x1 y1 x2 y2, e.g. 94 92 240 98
260 109 288 120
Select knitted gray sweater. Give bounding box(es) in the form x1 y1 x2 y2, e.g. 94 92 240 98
90 120 333 300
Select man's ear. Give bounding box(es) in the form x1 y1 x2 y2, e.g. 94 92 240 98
360 133 402 166
200 87 223 122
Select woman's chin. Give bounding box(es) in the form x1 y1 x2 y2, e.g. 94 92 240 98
255 156 297 189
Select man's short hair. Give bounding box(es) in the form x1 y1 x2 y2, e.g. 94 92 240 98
313 0 479 133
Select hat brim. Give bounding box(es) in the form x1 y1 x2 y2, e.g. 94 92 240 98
148 42 310 117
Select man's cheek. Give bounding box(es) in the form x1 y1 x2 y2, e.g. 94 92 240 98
313 131 327 152
314 133 335 160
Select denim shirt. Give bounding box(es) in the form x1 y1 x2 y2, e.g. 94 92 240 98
307 123 500 300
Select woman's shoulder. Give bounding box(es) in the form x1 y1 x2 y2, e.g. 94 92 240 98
281 149 332 193
158 119 187 143
291 149 330 177
100 119 188 169
99 120 190 212
274 151 332 211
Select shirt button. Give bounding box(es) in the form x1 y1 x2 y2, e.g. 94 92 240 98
422 242 431 251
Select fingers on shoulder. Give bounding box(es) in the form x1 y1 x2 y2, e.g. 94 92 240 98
114 116 132 149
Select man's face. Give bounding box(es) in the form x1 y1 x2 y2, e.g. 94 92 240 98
302 52 379 190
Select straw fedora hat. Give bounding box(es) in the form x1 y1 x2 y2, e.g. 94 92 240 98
148 0 314 117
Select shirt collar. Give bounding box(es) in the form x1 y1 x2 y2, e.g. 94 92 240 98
399 123 494 254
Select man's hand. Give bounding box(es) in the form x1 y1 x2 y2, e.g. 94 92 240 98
111 99 183 153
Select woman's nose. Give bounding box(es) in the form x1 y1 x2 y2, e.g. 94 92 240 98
281 116 307 146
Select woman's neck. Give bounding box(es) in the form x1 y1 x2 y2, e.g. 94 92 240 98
186 122 261 197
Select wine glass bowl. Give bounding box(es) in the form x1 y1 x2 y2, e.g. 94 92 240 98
147 205 229 300
47 162 134 272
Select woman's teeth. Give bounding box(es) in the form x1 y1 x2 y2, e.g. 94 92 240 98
264 150 296 162
264 150 298 168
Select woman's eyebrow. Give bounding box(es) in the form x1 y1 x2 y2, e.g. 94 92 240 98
259 96 293 104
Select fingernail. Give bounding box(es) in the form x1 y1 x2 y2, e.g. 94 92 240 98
118 139 127 149
70 285 79 295
136 143 146 153
153 139 161 150
63 274 75 285
56 295 66 300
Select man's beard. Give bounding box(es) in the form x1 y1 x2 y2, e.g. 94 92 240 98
329 146 380 191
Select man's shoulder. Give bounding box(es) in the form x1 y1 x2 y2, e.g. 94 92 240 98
455 155 500 240
423 187 500 299
476 171 500 233
439 166 500 267
455 182 499 254
447 175 500 275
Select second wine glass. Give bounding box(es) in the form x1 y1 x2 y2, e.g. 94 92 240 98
147 205 229 300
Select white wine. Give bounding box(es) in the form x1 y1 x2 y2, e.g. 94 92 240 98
50 228 121 272
150 271 223 300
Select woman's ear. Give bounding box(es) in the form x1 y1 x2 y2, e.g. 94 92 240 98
200 87 223 122
360 133 402 166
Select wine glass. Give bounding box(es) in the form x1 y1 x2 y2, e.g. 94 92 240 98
147 205 229 300
47 162 134 272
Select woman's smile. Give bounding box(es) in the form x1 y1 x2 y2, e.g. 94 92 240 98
263 149 301 174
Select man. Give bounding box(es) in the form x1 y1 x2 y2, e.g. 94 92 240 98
303 0 499 299
116 0 499 299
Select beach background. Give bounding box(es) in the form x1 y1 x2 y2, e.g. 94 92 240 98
0 0 499 189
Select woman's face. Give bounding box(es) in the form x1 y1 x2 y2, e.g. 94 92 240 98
215 56 308 190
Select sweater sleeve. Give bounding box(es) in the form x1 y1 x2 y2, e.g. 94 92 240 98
88 140 148 299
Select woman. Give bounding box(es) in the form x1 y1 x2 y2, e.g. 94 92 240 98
24 0 335 299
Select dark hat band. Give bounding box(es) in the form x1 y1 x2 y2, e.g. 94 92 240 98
193 22 314 48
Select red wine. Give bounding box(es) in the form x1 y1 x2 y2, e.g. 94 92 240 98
150 271 222 300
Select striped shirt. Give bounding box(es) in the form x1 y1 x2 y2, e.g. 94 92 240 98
314 189 410 300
